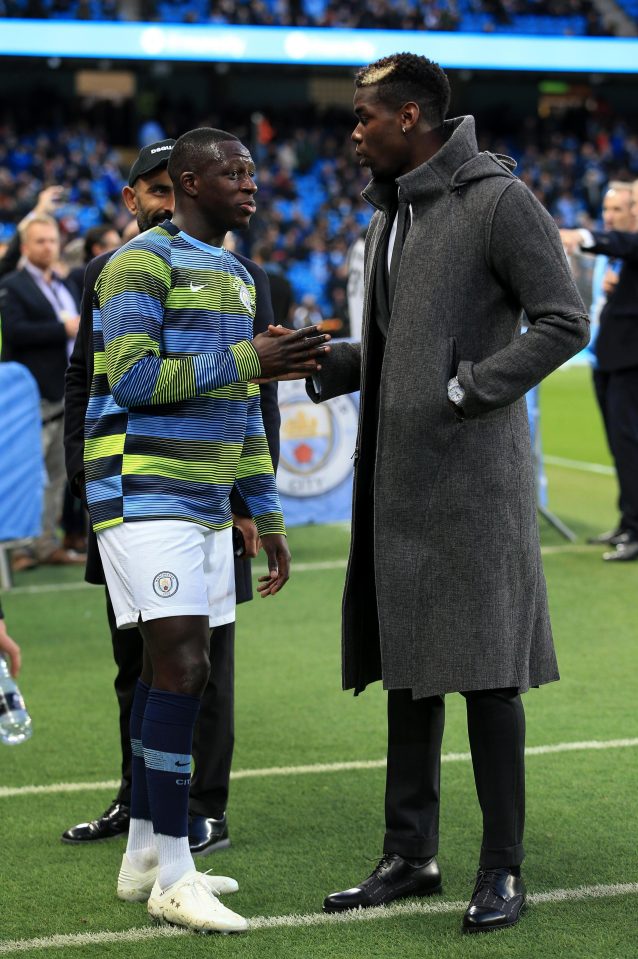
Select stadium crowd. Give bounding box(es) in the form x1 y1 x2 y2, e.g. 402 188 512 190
0 0 630 35
1 111 638 323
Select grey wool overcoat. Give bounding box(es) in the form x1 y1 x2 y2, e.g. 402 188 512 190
308 115 590 700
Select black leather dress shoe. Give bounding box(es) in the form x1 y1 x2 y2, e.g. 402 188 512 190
61 801 130 843
462 868 526 933
587 528 629 546
603 540 638 562
188 813 230 856
323 853 442 913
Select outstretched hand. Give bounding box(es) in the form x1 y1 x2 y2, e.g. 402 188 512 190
252 324 330 380
257 534 291 596
559 229 583 254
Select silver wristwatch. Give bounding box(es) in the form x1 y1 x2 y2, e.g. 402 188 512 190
447 376 465 406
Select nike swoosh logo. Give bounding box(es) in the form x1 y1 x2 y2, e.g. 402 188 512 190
175 761 191 767
190 282 206 292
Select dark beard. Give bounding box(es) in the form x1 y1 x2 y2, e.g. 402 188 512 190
137 211 172 232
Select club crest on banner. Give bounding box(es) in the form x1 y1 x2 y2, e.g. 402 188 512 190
277 380 358 498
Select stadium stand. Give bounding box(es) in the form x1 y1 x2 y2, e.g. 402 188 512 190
0 0 633 35
1 113 637 318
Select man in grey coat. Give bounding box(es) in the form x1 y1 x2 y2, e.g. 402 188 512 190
304 54 589 933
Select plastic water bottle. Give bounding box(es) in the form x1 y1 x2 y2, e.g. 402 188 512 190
0 656 32 745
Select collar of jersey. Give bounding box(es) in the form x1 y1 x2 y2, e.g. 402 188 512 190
160 219 224 255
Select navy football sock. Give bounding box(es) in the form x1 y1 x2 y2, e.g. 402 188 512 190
130 678 151 822
126 679 155 866
142 688 200 840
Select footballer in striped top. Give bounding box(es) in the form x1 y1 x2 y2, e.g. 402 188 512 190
85 219 284 538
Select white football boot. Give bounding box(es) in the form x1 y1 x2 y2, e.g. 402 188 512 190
117 854 239 903
147 870 248 933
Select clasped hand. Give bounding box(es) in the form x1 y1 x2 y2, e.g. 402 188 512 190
251 324 330 382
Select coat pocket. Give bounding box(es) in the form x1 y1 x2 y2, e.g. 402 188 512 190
448 336 458 380
447 336 464 422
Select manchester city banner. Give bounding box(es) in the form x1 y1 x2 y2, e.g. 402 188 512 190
277 379 359 527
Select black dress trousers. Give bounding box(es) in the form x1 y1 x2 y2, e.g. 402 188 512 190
384 687 526 868
593 367 638 537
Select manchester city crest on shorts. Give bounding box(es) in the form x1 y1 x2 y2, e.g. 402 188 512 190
153 571 179 597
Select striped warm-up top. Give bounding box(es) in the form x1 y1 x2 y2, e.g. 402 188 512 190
84 220 285 536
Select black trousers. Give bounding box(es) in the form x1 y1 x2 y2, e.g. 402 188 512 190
384 687 525 869
593 367 638 537
106 590 234 819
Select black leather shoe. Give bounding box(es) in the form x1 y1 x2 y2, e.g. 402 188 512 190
188 813 230 856
61 801 130 843
603 540 638 562
587 528 629 546
323 853 442 913
462 868 526 933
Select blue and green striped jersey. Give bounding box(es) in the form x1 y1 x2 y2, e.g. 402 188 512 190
85 220 285 537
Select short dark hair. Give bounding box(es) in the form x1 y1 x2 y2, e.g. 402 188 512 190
83 225 116 261
355 53 451 128
168 127 240 185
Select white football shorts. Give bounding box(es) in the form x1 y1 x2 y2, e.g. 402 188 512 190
97 520 235 630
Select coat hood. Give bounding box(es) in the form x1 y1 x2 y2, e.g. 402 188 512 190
363 115 517 212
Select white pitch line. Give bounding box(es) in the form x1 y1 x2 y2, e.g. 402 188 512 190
544 454 615 476
5 543 606 597
1 738 636 800
539 544 594 556
6 561 349 595
0 882 636 954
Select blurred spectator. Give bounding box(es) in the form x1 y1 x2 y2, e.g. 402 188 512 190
0 215 84 570
292 292 323 329
66 224 121 301
0 185 66 279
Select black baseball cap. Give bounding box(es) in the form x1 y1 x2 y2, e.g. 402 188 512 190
128 139 176 187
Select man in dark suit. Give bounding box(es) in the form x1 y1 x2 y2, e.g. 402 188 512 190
0 214 85 569
61 139 281 856
561 180 638 562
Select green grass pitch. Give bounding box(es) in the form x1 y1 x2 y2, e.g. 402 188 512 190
1 365 637 959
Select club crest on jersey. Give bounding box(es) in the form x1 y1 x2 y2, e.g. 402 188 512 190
232 277 254 315
153 571 179 597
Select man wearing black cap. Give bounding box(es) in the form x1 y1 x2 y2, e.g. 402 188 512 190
61 138 281 858
121 139 176 233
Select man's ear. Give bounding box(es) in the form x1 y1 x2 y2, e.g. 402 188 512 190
400 101 420 133
180 171 198 198
122 185 138 215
